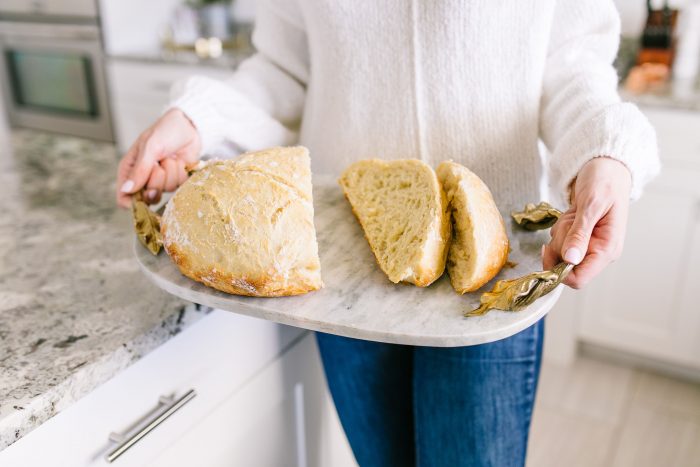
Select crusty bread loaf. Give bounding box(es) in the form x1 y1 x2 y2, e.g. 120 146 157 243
161 147 322 297
436 161 509 293
338 159 450 287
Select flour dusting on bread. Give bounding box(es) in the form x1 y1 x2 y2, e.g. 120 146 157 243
162 146 322 297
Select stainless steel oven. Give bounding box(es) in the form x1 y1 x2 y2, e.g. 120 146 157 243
0 3 113 141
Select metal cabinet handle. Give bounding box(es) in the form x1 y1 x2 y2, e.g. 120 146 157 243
106 389 196 463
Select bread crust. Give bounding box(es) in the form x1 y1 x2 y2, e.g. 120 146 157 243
162 147 322 297
164 243 322 297
436 161 509 293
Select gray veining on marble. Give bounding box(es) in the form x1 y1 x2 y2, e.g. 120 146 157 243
137 175 562 348
0 130 205 450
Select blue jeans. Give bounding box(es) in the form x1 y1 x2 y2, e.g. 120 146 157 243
315 319 544 467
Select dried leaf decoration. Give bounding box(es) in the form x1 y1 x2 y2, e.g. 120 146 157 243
511 202 562 230
466 262 573 316
466 202 570 317
132 191 163 255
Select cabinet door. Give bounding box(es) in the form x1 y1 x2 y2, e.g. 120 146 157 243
106 60 233 152
578 168 700 369
0 311 305 466
643 108 700 171
677 204 700 364
149 334 357 467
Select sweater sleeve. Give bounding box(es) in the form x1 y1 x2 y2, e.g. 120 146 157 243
540 0 660 203
168 0 308 157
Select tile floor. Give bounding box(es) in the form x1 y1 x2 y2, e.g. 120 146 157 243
527 355 700 467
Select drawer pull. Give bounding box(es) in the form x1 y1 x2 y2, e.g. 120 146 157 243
106 389 196 463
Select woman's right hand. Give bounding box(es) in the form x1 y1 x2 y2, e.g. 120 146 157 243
116 108 201 208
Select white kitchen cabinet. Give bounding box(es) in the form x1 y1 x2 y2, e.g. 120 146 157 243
149 331 356 467
575 107 700 372
0 310 356 466
106 60 234 153
644 107 700 171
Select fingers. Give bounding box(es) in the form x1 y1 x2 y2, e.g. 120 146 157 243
120 137 161 197
543 209 573 269
177 139 202 165
544 206 611 289
115 110 201 208
175 158 188 186
145 164 166 205
116 145 138 209
562 204 627 289
162 157 180 192
562 250 609 289
162 157 188 191
560 200 607 266
546 158 632 289
118 152 189 207
542 242 560 271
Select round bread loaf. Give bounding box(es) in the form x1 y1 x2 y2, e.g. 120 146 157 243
161 147 323 297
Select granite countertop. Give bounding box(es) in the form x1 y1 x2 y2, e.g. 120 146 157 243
0 130 206 450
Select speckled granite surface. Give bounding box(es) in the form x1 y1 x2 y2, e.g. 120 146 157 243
0 130 206 450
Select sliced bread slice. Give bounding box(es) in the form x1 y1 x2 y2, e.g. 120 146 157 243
436 161 509 293
339 159 450 287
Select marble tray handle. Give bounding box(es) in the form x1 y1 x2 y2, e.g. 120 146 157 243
467 202 571 317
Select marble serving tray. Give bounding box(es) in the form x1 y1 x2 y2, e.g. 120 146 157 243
135 176 562 347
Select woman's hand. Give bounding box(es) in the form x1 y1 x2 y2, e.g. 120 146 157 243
543 157 632 289
116 109 201 208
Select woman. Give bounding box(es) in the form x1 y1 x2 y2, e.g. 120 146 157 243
116 1 659 465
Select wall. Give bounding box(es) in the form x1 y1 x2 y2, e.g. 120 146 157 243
99 0 258 56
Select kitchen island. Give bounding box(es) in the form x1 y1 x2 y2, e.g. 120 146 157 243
0 130 205 449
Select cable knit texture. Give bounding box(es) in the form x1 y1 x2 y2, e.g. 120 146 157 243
169 0 660 208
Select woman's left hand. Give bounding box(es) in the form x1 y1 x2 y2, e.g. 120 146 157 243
543 157 632 289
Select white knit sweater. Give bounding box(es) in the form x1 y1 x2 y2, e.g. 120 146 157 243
170 0 660 208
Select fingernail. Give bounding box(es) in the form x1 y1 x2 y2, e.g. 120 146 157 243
541 245 546 258
564 247 583 265
120 180 134 193
146 189 158 200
